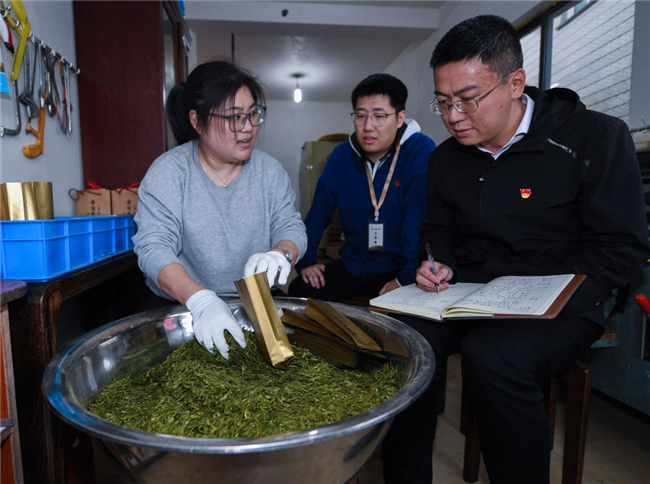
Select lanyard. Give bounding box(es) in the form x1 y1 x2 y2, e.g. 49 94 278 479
364 143 401 221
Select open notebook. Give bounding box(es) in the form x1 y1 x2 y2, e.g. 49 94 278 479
369 274 585 321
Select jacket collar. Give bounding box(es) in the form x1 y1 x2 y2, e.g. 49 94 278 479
449 86 585 156
349 118 420 162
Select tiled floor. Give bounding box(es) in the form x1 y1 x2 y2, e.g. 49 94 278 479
93 354 650 484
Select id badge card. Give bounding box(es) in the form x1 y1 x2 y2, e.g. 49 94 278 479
368 219 384 251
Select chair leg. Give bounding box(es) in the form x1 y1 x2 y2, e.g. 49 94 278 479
461 361 591 484
561 362 591 484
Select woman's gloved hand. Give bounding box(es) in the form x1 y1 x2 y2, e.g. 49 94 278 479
185 289 246 359
244 251 291 288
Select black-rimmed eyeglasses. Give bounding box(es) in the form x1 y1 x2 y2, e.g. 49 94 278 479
429 73 511 116
213 107 266 132
351 112 396 127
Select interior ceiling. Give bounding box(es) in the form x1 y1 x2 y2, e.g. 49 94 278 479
184 1 445 103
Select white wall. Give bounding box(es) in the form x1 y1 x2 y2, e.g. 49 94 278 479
254 99 351 209
3 1 647 221
383 1 538 147
0 0 82 216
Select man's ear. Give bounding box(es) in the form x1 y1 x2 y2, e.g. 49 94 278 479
511 68 527 99
397 110 406 128
189 110 200 134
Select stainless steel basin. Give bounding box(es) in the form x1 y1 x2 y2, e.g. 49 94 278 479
43 298 435 484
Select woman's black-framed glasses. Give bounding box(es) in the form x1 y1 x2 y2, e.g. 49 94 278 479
214 107 266 132
429 73 512 116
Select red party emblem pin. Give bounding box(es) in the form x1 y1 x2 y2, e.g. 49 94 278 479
395 180 401 187
520 188 532 199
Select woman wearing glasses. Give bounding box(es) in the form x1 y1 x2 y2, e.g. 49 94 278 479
133 61 307 360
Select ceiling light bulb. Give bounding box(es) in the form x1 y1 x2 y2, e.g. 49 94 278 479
294 86 302 103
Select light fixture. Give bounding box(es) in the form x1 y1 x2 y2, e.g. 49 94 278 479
293 74 303 103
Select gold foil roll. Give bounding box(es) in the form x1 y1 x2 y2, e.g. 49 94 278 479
2 182 37 220
32 181 54 219
0 183 9 220
0 182 53 220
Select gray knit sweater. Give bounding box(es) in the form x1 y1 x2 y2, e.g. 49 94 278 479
133 140 307 298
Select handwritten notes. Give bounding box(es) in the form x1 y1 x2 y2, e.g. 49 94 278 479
370 274 578 321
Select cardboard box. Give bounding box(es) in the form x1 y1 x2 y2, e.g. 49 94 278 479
111 187 138 215
70 188 112 216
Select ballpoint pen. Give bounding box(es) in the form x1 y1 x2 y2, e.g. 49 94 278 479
425 243 440 293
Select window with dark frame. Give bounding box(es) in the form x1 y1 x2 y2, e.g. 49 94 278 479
518 0 636 122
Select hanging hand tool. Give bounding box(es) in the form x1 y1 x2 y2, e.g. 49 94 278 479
0 11 11 93
1 16 13 53
23 93 45 157
41 45 56 117
0 0 26 136
0 73 21 136
57 57 68 133
64 61 72 135
0 44 9 93
19 37 39 122
3 0 30 81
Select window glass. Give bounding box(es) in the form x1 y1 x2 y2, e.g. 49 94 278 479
521 26 541 88
549 0 636 122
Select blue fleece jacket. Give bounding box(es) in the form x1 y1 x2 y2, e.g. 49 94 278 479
296 119 436 285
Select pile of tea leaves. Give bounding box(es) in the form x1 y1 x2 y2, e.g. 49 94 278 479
88 331 401 438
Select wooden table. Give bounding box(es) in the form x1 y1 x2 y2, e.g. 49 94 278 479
7 251 148 484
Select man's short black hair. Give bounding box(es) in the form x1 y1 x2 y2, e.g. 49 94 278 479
430 15 523 77
351 73 408 112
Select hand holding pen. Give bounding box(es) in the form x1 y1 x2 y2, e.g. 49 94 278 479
425 243 440 293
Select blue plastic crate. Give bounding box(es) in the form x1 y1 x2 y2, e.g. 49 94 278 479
114 216 135 252
68 217 93 269
0 215 135 281
91 217 116 260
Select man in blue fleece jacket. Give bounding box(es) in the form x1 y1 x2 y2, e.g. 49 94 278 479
289 73 436 301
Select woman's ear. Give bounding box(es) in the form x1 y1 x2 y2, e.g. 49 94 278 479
189 110 200 134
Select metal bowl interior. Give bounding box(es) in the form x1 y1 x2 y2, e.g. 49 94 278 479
43 298 434 483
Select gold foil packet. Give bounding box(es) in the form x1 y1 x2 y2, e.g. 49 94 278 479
235 273 294 369
304 298 382 352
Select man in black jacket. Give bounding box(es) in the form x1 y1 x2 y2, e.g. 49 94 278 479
385 14 650 484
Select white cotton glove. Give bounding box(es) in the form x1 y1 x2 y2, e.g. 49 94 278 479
185 289 247 359
244 251 291 288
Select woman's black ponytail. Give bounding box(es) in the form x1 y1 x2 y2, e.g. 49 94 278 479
166 83 198 145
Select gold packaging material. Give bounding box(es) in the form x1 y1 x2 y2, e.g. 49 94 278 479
281 307 388 369
0 184 9 220
287 330 385 371
304 299 382 352
281 308 338 339
32 181 54 219
235 273 294 369
0 182 49 220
